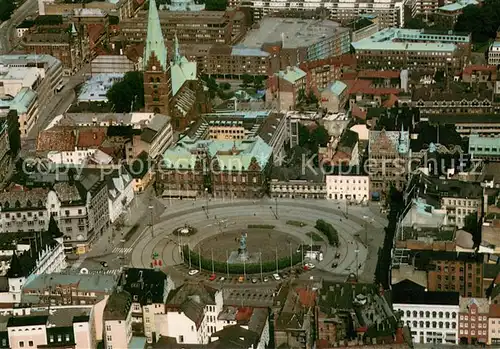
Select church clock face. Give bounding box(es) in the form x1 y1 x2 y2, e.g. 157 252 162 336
152 66 157 71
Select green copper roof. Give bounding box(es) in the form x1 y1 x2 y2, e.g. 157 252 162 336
143 0 168 71
170 32 197 95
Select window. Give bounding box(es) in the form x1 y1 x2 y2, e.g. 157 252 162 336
107 335 112 342
179 335 184 343
19 342 24 348
49 335 54 343
29 341 33 347
65 334 69 341
106 325 111 331
57 335 62 342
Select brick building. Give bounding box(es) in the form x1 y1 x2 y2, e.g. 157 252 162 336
458 297 489 345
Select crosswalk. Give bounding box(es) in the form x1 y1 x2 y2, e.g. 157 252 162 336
89 269 121 275
112 247 133 254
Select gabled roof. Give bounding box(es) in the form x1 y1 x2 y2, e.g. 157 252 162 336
37 127 76 152
120 268 167 305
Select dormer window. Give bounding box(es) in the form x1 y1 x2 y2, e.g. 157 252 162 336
15 200 21 208
4 202 8 209
26 200 32 208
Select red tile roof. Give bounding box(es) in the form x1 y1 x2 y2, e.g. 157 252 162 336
341 71 358 80
358 70 401 79
463 64 496 76
235 307 254 321
87 24 105 47
383 94 399 108
37 127 76 152
77 128 107 148
297 288 316 307
351 103 367 120
345 79 401 95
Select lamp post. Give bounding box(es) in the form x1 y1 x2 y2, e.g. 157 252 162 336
289 241 292 269
205 188 209 215
355 249 359 280
226 250 229 279
259 250 263 282
149 204 154 238
275 247 279 274
275 197 278 218
211 248 215 275
198 245 202 272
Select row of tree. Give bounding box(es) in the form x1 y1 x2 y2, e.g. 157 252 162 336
181 245 302 274
315 219 339 247
106 71 145 113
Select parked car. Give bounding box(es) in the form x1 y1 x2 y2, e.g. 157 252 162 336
209 274 216 281
238 276 244 283
100 261 108 268
273 273 281 281
188 269 199 276
219 276 225 281
332 262 338 268
263 276 269 282
305 263 315 269
335 252 341 258
252 278 258 284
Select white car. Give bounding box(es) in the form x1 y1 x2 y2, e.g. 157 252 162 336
305 263 316 270
188 269 199 276
273 273 281 281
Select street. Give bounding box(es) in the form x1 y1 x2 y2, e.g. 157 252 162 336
0 0 38 54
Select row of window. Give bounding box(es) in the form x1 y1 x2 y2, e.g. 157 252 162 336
405 310 457 319
459 329 487 336
408 320 456 329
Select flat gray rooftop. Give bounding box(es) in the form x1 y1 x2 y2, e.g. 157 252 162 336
241 17 346 49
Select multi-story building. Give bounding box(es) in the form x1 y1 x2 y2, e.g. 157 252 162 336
318 281 403 347
119 8 248 45
299 55 356 93
118 268 174 343
367 128 410 200
204 45 270 77
0 54 63 104
6 308 95 349
21 24 89 75
409 250 486 297
413 83 494 119
458 297 489 345
435 0 479 29
159 136 273 199
326 173 370 202
240 17 351 65
13 169 111 254
266 67 307 111
489 41 500 66
90 55 137 74
488 304 500 345
0 225 66 304
320 81 348 113
468 134 500 161
40 0 137 20
393 280 459 344
428 113 500 136
352 28 471 70
236 0 415 29
270 167 326 199
156 282 224 345
0 119 11 182
104 290 133 349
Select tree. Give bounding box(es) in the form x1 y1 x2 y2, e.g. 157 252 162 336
297 88 306 106
220 82 231 90
7 110 21 158
106 71 144 113
298 123 310 147
306 91 319 107
0 0 15 22
241 74 253 88
309 124 329 149
253 76 266 90
464 212 481 246
455 0 500 43
205 0 227 10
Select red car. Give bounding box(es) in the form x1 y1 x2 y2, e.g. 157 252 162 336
209 274 217 281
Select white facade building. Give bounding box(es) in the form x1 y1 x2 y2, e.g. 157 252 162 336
394 296 459 344
489 42 500 66
47 149 99 166
326 174 370 202
106 169 135 223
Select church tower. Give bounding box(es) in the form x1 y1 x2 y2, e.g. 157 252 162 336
143 0 172 114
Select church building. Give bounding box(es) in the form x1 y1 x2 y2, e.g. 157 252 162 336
143 0 207 130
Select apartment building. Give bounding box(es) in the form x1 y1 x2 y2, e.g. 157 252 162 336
14 169 110 254
0 54 63 104
367 128 410 200
159 136 273 199
266 67 307 111
156 282 224 344
6 308 95 349
393 281 459 344
459 297 489 345
119 8 248 45
435 0 479 29
270 167 326 199
21 24 89 75
40 0 137 20
318 281 402 346
235 0 415 29
428 113 500 136
0 226 66 304
326 173 370 202
488 304 500 345
469 134 500 161
118 268 174 343
104 290 133 349
352 28 470 70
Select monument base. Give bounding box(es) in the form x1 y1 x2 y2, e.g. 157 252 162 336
227 251 260 264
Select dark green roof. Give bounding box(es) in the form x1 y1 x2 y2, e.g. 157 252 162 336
8 316 48 327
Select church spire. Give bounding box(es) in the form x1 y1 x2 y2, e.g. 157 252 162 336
143 0 168 71
173 31 181 65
